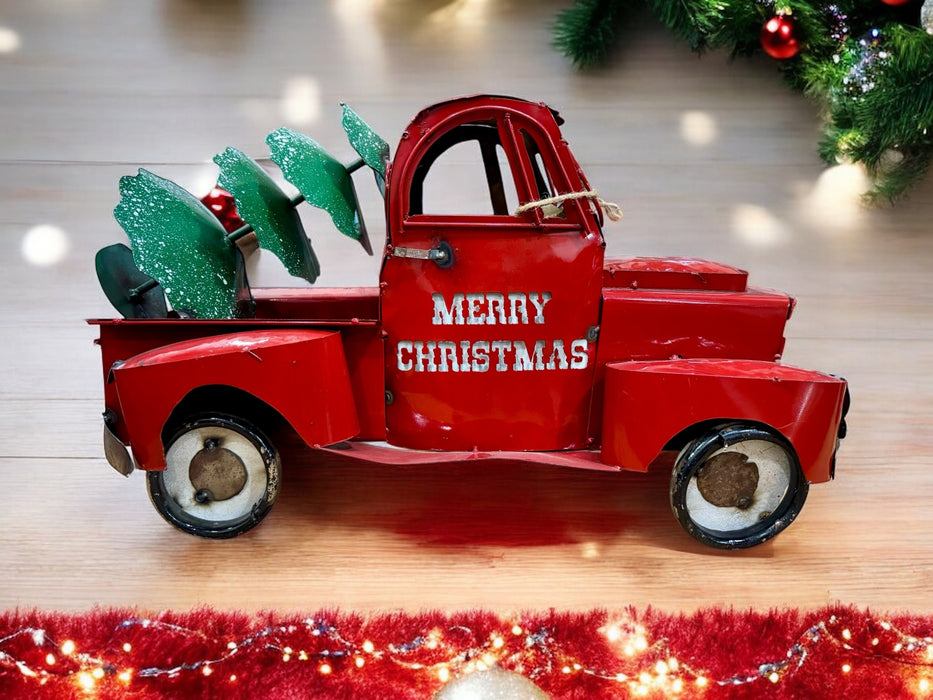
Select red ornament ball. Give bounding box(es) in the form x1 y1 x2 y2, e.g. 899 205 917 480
200 186 246 233
878 0 912 5
760 14 800 60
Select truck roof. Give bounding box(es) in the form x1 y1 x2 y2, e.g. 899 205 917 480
405 94 565 131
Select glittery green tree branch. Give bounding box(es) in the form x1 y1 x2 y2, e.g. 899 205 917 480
554 0 933 203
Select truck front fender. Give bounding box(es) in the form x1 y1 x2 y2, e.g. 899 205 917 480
600 359 847 483
111 329 359 470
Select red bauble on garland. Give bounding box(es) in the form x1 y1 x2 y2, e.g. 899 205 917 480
761 13 800 59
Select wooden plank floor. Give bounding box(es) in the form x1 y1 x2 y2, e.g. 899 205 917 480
1 1 931 615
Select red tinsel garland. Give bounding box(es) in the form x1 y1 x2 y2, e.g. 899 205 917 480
0 606 930 699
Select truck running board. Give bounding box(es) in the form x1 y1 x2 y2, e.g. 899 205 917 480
318 441 622 473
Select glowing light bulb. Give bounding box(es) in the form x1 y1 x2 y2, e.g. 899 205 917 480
77 672 95 691
61 640 76 656
355 657 365 668
91 668 105 680
123 643 132 653
319 663 332 675
511 625 523 636
438 666 450 683
842 663 852 673
45 654 55 666
202 666 213 677
118 670 132 683
492 636 504 649
362 640 375 654
769 672 780 683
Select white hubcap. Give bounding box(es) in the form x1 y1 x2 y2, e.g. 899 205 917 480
163 425 267 522
685 439 792 534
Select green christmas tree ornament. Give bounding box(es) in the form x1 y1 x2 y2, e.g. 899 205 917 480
113 169 238 319
266 127 373 254
341 102 390 196
214 146 320 284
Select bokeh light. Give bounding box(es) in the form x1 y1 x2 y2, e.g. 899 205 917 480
730 204 789 248
800 163 869 235
21 225 70 266
0 26 21 54
679 111 718 146
280 76 321 126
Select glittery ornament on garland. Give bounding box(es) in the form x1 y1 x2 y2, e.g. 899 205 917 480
761 13 801 59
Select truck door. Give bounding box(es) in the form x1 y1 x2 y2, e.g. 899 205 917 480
381 101 604 451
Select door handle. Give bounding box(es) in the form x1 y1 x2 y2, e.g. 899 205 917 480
391 241 454 268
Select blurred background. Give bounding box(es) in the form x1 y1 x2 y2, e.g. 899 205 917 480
0 0 930 613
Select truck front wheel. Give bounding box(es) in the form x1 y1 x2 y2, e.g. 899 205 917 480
670 422 808 549
148 415 281 538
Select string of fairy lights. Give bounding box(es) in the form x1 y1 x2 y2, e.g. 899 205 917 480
1 610 932 697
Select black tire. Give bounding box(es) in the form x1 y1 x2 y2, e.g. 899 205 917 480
670 422 808 549
148 414 281 538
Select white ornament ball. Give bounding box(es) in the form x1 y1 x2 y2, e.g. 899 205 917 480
923 0 933 35
433 667 551 700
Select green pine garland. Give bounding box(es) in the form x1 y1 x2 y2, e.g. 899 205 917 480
554 0 933 203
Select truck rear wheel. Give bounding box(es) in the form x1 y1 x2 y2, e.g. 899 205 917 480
148 415 281 538
670 422 808 549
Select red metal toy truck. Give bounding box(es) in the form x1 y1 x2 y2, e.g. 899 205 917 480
90 95 849 549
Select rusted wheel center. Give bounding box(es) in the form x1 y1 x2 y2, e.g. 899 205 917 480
696 451 759 509
188 438 248 502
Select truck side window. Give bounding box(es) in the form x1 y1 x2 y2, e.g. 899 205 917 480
521 130 565 219
409 121 519 217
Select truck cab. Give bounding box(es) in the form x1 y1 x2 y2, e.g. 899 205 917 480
91 95 849 549
381 96 603 451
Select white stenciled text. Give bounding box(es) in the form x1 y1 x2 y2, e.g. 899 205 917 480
397 291 589 373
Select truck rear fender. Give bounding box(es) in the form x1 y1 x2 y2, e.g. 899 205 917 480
600 358 847 483
111 329 359 470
